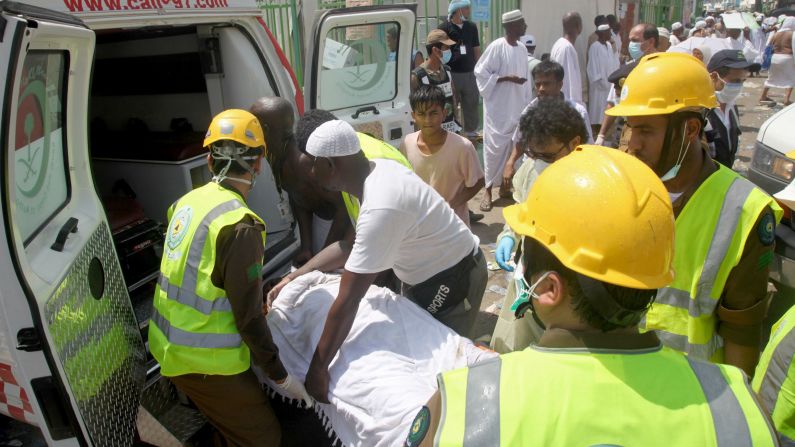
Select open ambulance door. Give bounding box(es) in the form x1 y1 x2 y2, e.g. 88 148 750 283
305 4 417 148
0 2 145 445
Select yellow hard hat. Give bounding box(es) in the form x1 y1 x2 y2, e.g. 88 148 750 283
503 145 675 289
606 52 718 117
203 109 266 150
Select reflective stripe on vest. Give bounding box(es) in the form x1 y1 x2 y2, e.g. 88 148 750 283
342 133 413 224
754 305 795 443
149 183 265 376
642 166 782 361
436 346 776 446
150 306 242 349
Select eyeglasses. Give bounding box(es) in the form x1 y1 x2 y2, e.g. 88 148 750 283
525 143 569 163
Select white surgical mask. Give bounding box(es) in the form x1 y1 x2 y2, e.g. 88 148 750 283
510 261 550 317
628 41 644 60
660 127 691 182
716 78 744 104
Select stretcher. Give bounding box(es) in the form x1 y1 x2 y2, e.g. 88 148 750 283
255 271 496 446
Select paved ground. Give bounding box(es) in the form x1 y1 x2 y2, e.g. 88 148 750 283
465 72 788 344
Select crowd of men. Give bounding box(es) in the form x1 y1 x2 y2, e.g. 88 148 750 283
147 4 795 446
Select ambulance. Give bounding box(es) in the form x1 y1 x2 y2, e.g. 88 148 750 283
0 0 416 444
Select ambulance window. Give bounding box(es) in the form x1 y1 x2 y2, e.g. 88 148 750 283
10 51 69 244
318 22 399 111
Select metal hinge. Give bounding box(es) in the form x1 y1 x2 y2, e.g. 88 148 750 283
17 327 42 352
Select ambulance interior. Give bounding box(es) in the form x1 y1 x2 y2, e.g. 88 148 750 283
86 24 295 380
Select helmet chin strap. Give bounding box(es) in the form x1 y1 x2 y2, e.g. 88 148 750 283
211 152 259 188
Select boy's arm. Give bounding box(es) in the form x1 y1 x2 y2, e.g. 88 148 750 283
449 177 484 209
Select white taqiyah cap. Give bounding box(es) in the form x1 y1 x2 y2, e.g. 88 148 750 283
672 22 683 30
306 120 361 158
502 9 523 24
695 20 707 29
520 34 535 46
657 27 670 38
597 24 610 31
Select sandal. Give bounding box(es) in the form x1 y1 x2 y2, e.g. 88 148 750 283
479 195 492 212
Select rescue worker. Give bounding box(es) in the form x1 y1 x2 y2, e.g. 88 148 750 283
249 101 350 265
148 109 312 446
405 145 778 447
606 52 783 376
279 119 487 404
754 303 795 444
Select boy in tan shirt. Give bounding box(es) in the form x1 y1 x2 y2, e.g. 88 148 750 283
400 85 484 227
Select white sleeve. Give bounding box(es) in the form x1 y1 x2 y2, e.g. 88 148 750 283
474 43 501 97
344 207 413 275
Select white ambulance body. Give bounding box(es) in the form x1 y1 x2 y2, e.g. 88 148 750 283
0 0 415 444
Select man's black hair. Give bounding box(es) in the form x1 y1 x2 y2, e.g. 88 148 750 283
296 109 337 153
606 14 617 23
642 22 660 46
410 85 446 113
208 146 263 176
517 98 588 150
532 60 565 82
425 41 444 56
594 15 607 26
387 26 397 40
523 237 656 332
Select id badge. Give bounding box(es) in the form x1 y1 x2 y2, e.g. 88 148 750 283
440 82 453 96
460 45 467 55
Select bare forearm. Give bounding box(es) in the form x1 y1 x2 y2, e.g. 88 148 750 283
295 205 314 252
600 112 617 135
324 210 352 247
309 272 377 369
450 178 485 208
287 239 353 280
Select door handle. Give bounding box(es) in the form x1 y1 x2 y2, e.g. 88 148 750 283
351 106 380 120
51 217 79 252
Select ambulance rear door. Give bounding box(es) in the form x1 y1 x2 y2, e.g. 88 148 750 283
0 2 145 445
305 4 417 148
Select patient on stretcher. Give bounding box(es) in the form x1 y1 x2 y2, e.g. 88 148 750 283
255 271 495 446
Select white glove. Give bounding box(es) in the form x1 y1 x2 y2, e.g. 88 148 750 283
595 134 605 146
274 374 314 408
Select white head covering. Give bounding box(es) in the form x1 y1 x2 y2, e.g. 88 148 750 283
597 24 611 32
520 34 536 46
765 17 777 26
501 9 523 24
306 120 361 158
672 22 683 31
657 27 670 39
695 20 707 29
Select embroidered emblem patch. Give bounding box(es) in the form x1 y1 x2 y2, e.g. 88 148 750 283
405 406 431 447
167 206 193 250
758 212 776 246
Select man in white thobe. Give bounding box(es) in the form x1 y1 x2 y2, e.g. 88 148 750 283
587 24 618 134
474 10 532 211
550 12 583 106
726 27 759 63
670 22 684 46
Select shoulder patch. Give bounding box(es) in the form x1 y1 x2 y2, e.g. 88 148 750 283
405 406 431 447
167 206 193 250
758 212 776 246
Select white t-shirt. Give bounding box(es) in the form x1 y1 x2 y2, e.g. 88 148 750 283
344 159 479 285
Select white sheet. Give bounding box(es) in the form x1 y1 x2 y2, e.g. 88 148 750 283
257 271 496 446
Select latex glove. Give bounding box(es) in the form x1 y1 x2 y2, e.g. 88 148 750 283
495 236 515 272
595 134 605 146
274 374 314 408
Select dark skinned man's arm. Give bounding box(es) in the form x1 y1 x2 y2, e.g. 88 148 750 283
304 270 379 402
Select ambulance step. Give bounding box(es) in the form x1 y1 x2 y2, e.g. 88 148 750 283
138 377 207 446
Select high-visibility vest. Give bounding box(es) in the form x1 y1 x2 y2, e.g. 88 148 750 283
148 183 266 377
435 345 777 446
754 305 795 444
641 165 781 362
341 132 413 224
